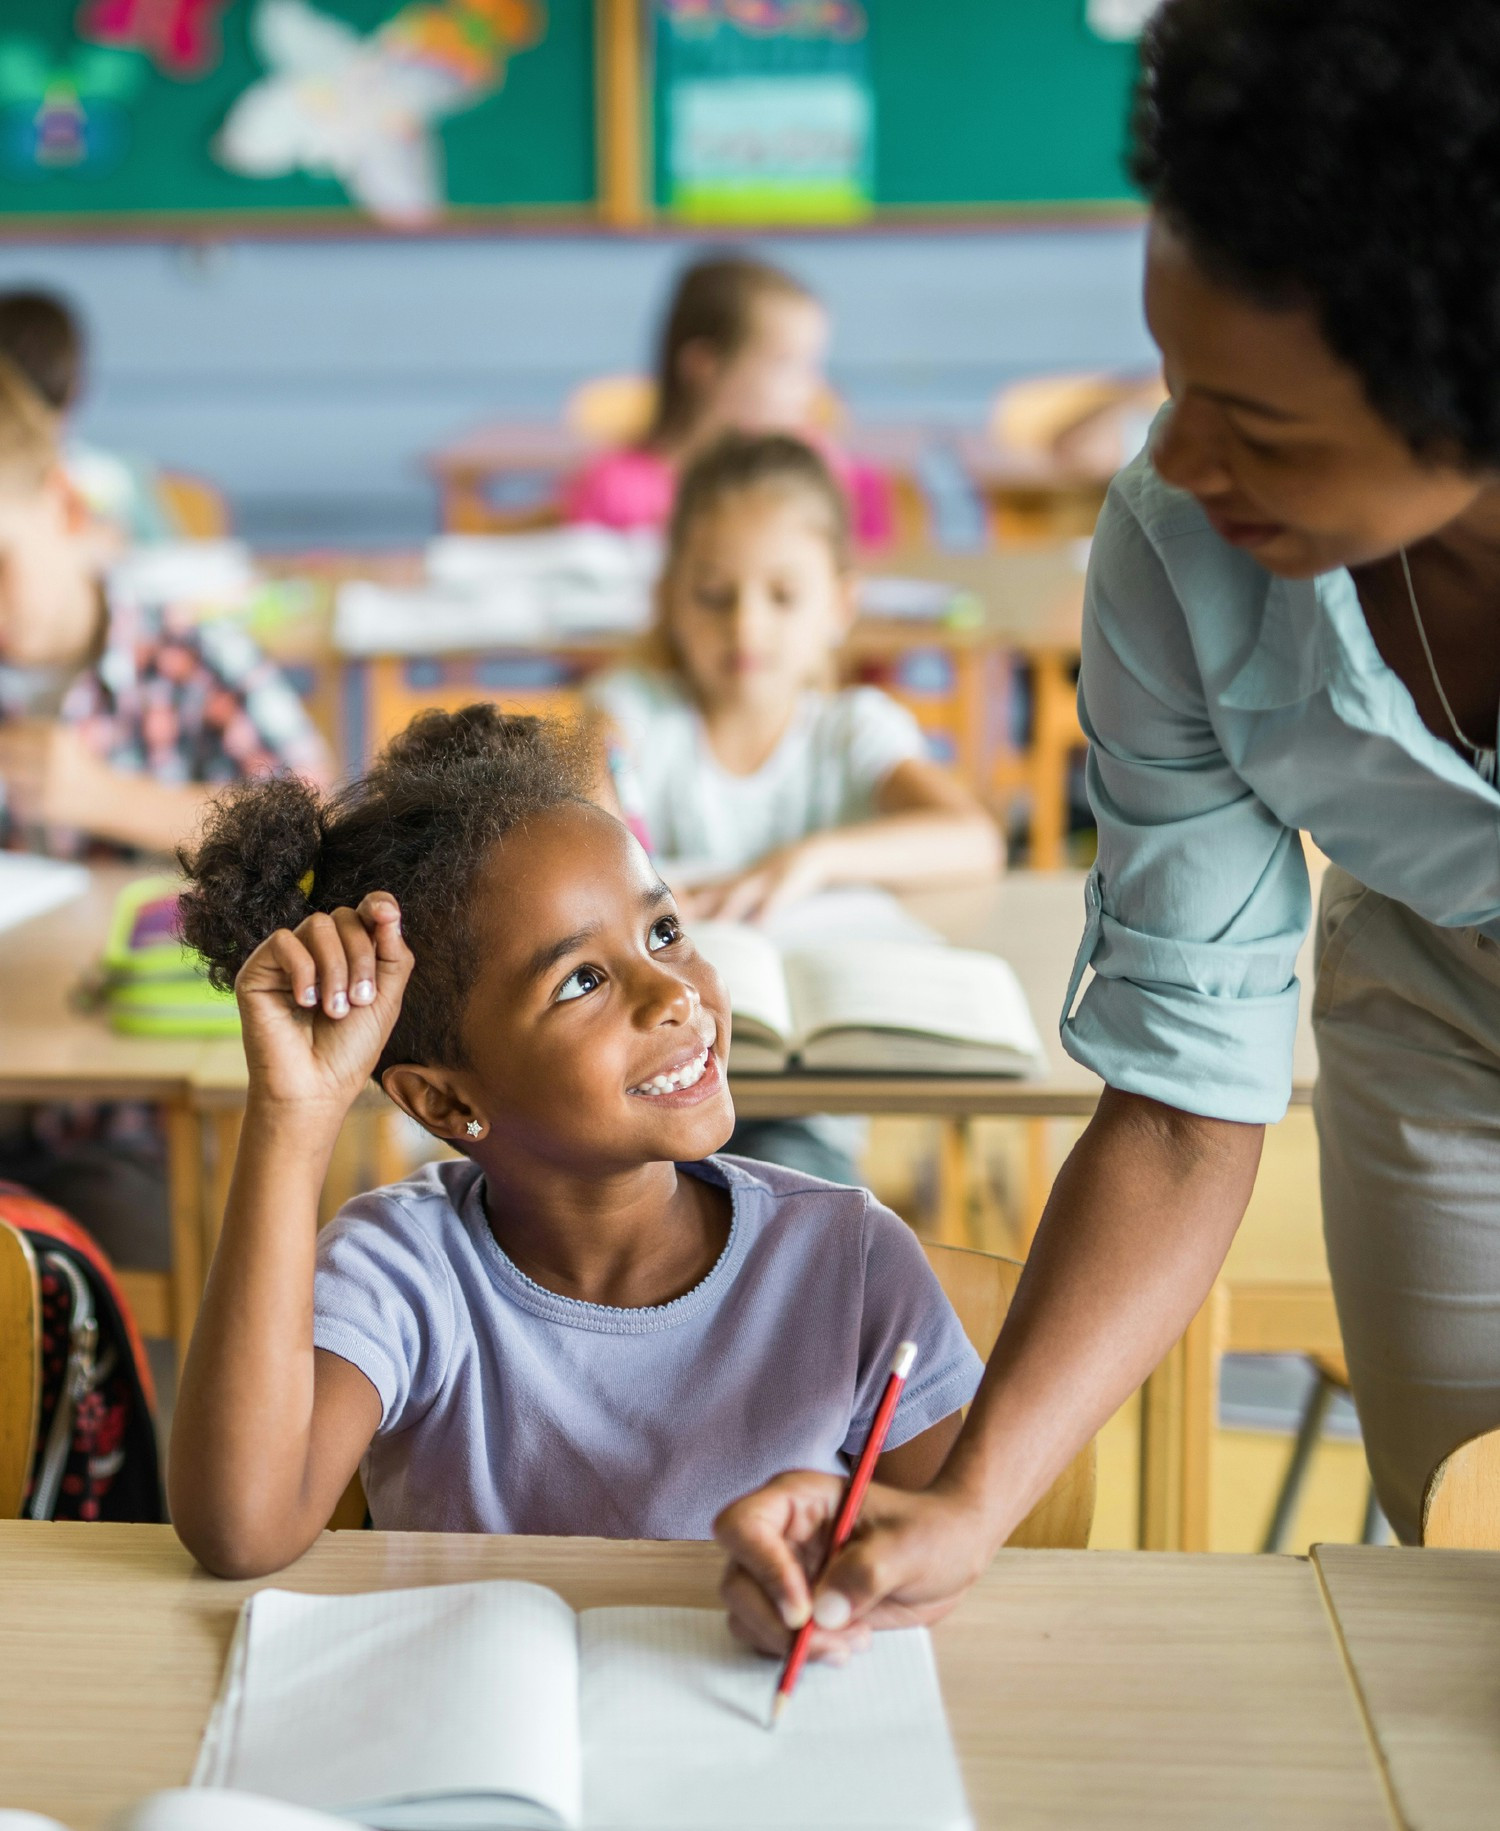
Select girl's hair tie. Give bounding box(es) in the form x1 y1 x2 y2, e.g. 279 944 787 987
299 868 315 898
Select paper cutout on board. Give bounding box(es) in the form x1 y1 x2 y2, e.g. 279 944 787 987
0 40 145 178
214 0 545 226
658 0 872 223
659 1 865 35
76 0 232 78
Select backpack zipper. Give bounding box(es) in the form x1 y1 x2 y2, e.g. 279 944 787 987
28 1252 100 1520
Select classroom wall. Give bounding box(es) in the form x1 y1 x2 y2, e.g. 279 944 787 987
0 226 1154 548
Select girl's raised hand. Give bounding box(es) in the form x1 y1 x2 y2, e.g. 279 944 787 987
233 893 413 1115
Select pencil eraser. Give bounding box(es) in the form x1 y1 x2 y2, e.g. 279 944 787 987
891 1341 918 1380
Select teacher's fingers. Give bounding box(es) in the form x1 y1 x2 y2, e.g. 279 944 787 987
720 1561 873 1661
813 1487 986 1630
713 1469 846 1636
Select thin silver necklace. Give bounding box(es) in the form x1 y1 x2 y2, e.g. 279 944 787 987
1398 548 1499 785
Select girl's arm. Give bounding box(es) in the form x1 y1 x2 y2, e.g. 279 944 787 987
167 894 414 1578
685 757 1003 924
0 719 213 855
875 1410 964 1490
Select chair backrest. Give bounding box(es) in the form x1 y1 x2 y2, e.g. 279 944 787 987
156 469 232 539
565 374 657 446
0 1215 41 1519
1422 1426 1500 1549
922 1240 1096 1549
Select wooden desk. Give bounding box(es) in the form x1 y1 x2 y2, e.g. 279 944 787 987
0 1523 1393 1830
1314 1544 1500 1831
0 869 207 1360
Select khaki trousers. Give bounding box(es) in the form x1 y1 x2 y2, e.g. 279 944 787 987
1315 864 1500 1543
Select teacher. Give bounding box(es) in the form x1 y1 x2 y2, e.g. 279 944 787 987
717 0 1500 1654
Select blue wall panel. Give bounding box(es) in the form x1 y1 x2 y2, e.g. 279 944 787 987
0 227 1153 547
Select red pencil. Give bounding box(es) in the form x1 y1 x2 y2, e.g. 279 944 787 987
770 1340 918 1727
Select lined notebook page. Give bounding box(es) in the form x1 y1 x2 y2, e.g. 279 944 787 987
578 1609 971 1831
195 1583 583 1828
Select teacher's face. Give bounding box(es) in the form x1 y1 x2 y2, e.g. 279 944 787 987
1144 215 1493 578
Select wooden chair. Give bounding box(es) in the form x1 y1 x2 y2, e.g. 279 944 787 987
155 469 232 539
1422 1426 1500 1549
564 373 656 446
0 1215 41 1519
923 1239 1096 1548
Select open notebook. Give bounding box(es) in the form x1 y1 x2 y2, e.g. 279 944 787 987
193 1581 971 1831
690 922 1045 1077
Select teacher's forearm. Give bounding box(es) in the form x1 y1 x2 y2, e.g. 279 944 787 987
938 1087 1263 1547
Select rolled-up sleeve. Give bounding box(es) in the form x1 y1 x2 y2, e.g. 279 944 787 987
1061 486 1310 1123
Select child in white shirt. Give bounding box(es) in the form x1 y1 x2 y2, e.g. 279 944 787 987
588 431 1002 1179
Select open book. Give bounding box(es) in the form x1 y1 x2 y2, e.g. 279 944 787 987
194 1581 971 1831
690 923 1045 1076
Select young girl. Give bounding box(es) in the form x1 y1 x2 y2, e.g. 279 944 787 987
563 252 892 549
169 706 982 1579
588 431 1002 927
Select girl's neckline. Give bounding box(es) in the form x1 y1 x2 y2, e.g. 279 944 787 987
464 1158 747 1335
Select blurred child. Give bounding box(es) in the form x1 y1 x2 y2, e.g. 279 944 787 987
563 253 892 548
168 706 981 1576
587 431 1001 1180
0 355 330 1266
0 288 170 546
590 431 1000 921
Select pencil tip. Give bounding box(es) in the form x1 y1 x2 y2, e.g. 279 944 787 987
769 1694 787 1729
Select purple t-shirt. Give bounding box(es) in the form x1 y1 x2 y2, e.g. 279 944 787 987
313 1154 982 1540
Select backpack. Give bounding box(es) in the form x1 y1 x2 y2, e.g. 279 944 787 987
1 1184 164 1522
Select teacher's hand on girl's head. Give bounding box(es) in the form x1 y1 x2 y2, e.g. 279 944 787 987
714 1471 991 1658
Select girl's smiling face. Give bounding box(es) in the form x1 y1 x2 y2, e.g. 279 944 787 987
442 801 735 1173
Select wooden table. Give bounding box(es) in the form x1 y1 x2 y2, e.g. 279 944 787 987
0 1522 1395 1830
258 537 1087 864
1314 1544 1500 1831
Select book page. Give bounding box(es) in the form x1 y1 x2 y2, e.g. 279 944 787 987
578 1609 971 1830
684 922 794 1069
0 852 88 935
760 887 940 951
194 1582 583 1830
784 941 1045 1071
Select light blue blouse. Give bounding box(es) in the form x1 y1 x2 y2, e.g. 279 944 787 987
1063 442 1500 1124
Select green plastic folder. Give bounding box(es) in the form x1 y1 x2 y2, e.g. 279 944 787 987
96 875 240 1039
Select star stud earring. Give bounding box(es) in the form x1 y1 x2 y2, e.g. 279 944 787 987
465 1119 484 1139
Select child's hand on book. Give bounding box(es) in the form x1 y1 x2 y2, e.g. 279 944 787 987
681 839 830 925
234 893 413 1118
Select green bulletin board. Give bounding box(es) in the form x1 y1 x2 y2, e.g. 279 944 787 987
654 0 1143 221
0 0 596 228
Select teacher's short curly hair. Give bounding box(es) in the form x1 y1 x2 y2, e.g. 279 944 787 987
178 705 590 1078
1132 0 1500 468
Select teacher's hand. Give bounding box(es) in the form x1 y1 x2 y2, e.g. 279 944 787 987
715 1471 995 1659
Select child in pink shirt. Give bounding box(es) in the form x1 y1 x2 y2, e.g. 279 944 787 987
564 254 893 549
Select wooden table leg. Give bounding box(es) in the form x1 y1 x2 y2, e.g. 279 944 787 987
164 1103 205 1374
934 1118 973 1247
1028 650 1079 872
1138 1284 1226 1551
